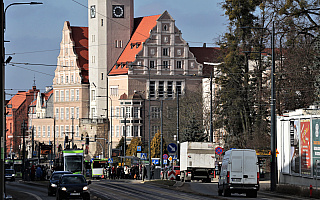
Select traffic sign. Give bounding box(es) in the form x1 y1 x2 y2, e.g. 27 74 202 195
168 143 177 153
163 159 168 165
141 153 147 160
137 146 141 152
215 147 223 155
163 154 168 160
108 158 113 163
152 158 160 164
168 156 173 162
168 170 176 180
173 154 177 160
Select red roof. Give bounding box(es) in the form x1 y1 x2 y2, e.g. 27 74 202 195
109 14 161 75
71 26 89 83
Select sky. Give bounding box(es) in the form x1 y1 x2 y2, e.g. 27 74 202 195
4 0 227 99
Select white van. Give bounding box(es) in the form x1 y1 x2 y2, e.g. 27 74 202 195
218 149 259 198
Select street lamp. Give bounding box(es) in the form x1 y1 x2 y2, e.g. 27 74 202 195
1 1 43 198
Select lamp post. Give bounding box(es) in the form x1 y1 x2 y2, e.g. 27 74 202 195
1 1 43 198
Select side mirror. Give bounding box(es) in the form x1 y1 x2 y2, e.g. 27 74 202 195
88 180 91 185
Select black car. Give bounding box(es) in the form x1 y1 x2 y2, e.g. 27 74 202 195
56 174 91 200
4 169 15 182
48 171 73 196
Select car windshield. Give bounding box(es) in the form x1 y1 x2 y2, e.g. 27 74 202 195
61 176 86 184
51 173 67 180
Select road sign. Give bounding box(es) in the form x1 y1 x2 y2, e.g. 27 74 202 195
168 156 173 162
163 159 168 165
137 146 141 152
215 147 223 155
173 154 177 160
168 143 177 153
163 154 168 160
168 170 176 180
152 158 160 165
108 158 113 163
141 153 147 160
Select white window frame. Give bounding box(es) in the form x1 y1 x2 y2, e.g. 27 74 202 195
61 107 64 120
47 125 50 137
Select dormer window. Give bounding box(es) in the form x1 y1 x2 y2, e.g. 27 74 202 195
131 43 135 49
163 24 169 31
136 42 141 48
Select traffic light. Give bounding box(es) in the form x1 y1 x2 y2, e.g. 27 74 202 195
86 136 89 145
65 135 69 143
94 135 97 141
81 134 84 140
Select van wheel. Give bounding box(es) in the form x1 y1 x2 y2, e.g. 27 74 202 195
218 189 223 196
246 190 257 198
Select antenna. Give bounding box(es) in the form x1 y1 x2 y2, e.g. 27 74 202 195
33 75 36 87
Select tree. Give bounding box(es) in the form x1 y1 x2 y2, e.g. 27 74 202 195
150 130 168 158
125 137 143 166
115 137 127 156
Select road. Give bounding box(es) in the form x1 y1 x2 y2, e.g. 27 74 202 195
4 179 306 200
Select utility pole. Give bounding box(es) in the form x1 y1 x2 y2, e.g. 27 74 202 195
53 119 55 165
124 114 126 162
32 126 34 158
160 100 163 168
71 117 74 148
209 69 213 142
176 90 179 164
22 120 26 180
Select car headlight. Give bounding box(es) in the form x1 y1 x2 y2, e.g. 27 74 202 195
83 186 88 191
12 174 15 177
51 183 57 188
61 187 67 191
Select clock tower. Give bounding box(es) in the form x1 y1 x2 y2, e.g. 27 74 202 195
88 0 134 118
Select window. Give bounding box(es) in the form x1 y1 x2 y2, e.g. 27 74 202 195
76 107 79 119
101 73 104 80
134 107 139 118
163 24 168 31
177 81 182 95
164 36 169 43
66 75 69 83
38 126 41 137
56 125 59 138
91 108 96 118
60 126 64 137
42 126 46 137
92 90 96 101
115 40 118 48
70 90 74 101
66 108 69 120
71 107 74 119
101 19 104 26
134 126 139 137
167 81 173 98
177 49 182 56
116 107 120 118
190 62 195 68
55 91 59 102
76 90 79 101
92 56 95 63
55 108 59 120
65 90 69 101
61 76 64 84
71 75 74 83
60 91 64 102
151 126 160 138
65 126 69 136
163 48 169 56
150 49 155 55
150 81 155 98
116 126 120 137
119 40 123 48
92 35 95 42
71 61 74 67
163 61 169 68
151 106 160 119
110 86 119 96
48 126 50 137
125 107 131 118
61 108 64 120
123 126 131 137
76 125 79 137
150 60 155 69
177 61 182 69
158 81 164 98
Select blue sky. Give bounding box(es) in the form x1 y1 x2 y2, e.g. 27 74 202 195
4 0 227 99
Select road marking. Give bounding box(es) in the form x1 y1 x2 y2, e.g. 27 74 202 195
21 191 42 200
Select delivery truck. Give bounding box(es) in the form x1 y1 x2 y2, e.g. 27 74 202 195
180 142 216 182
218 149 259 197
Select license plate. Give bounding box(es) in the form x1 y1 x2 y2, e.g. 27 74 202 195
232 178 241 182
70 193 80 196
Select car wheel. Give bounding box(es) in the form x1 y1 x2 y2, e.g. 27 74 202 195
218 189 223 196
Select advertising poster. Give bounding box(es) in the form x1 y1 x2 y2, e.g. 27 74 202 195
312 119 320 176
301 119 311 175
290 120 300 174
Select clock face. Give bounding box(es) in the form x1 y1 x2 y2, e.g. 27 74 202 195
112 5 124 18
90 5 96 18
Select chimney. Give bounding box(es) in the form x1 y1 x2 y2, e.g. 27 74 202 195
203 43 207 48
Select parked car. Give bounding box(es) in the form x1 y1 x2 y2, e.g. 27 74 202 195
4 169 15 182
48 171 73 196
56 174 91 200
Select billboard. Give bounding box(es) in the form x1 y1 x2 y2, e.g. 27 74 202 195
312 118 320 176
300 119 311 175
290 120 300 174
